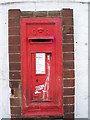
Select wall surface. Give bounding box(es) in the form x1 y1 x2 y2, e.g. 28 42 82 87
0 0 88 119
88 3 90 120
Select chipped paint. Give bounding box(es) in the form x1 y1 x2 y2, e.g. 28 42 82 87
35 84 44 94
43 54 50 100
23 95 29 107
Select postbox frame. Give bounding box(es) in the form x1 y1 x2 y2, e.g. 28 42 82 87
21 17 63 116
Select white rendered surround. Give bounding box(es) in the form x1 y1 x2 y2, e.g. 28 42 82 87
0 0 88 119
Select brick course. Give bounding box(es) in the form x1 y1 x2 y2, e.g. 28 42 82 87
63 44 74 52
11 89 21 97
9 72 21 79
62 17 73 25
64 105 74 113
63 35 74 43
64 113 74 118
9 81 21 88
9 18 20 27
21 11 33 17
8 8 75 119
64 79 75 87
63 53 74 60
10 98 21 106
9 9 20 18
11 107 21 115
63 70 75 78
9 54 21 62
9 36 20 44
48 11 61 16
63 96 74 104
9 45 20 53
63 61 74 69
63 26 73 34
33 11 47 17
62 9 73 17
63 88 75 96
9 63 21 70
9 27 20 35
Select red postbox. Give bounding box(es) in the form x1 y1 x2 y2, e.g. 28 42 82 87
21 17 63 116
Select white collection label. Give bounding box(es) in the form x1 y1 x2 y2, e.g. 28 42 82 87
36 53 45 74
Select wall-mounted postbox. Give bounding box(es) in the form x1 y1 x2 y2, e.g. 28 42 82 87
21 17 63 116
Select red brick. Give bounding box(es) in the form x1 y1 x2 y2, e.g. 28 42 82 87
63 70 74 78
10 81 21 88
9 63 21 70
11 89 21 97
63 26 73 34
48 11 60 16
8 9 20 18
63 44 74 52
11 107 21 114
9 72 21 79
62 9 73 17
9 54 21 62
23 118 37 120
63 61 74 69
63 35 74 43
64 105 74 113
11 114 22 117
63 53 74 60
10 98 21 106
9 45 20 53
34 11 47 17
64 113 74 118
23 118 36 120
9 36 20 45
21 11 33 17
11 115 22 120
63 96 74 104
9 27 19 35
64 79 75 87
63 88 75 95
63 17 73 25
9 19 20 27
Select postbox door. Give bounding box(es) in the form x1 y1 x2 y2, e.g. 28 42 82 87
32 53 52 101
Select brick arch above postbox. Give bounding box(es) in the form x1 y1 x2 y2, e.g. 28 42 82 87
8 9 75 119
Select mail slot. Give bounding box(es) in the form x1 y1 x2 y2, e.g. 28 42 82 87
21 17 63 116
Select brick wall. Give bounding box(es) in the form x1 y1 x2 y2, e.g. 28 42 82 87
62 9 74 119
8 9 75 119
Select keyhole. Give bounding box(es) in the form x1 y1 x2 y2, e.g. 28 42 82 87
36 79 38 82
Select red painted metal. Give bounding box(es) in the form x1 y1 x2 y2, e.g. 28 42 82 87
20 17 63 117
